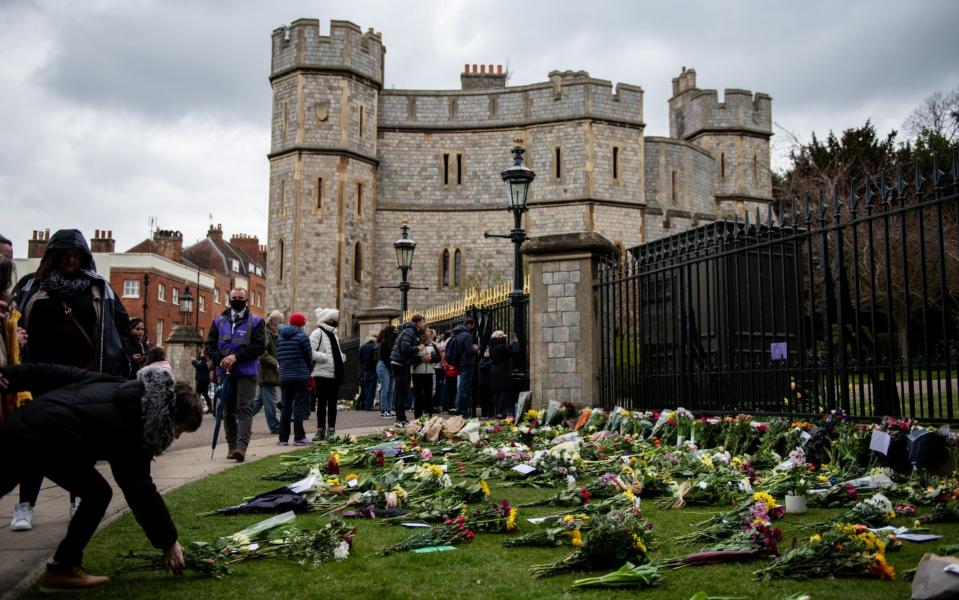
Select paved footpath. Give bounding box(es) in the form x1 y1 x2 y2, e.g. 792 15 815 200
0 408 390 598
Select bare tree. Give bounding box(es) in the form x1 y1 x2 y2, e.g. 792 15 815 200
904 88 959 143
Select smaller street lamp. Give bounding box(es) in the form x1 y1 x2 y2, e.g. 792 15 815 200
380 224 428 313
178 285 193 325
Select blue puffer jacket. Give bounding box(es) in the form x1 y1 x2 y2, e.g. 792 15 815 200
276 325 313 383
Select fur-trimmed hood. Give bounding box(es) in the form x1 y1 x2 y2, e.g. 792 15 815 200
137 364 176 455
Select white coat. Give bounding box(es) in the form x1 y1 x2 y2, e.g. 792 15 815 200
309 323 345 379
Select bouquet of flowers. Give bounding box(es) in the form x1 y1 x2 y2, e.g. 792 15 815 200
801 493 906 529
722 414 757 455
118 542 233 578
528 510 654 577
676 493 784 546
808 483 860 508
675 407 695 443
379 515 476 555
502 514 590 548
520 472 626 507
754 523 895 580
467 499 518 533
786 447 813 497
666 499 783 568
916 499 959 524
571 562 664 589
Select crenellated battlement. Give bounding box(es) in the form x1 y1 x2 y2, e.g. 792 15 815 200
378 71 644 130
270 19 385 86
668 67 771 140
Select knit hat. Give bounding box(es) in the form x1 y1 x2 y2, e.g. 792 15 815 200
314 307 340 325
289 312 307 327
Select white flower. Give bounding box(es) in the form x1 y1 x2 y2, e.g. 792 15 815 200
738 478 753 493
566 475 577 490
865 493 893 513
711 451 731 464
698 480 709 489
333 541 350 560
440 474 453 488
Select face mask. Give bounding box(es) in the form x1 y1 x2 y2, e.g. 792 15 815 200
230 298 247 311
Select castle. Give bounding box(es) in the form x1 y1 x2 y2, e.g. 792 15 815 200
266 19 773 337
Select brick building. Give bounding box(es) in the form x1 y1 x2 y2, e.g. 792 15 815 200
16 226 267 347
266 19 773 336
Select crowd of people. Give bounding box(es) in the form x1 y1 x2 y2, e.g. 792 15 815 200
0 228 523 591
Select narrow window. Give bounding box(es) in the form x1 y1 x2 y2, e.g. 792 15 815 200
442 249 450 287
671 171 677 203
214 288 220 304
172 287 179 305
720 152 726 179
278 239 285 282
554 147 562 179
359 106 364 137
279 179 286 216
281 102 288 138
353 242 363 283
157 283 166 302
456 153 463 185
356 182 363 215
454 249 462 287
612 146 619 180
443 153 450 185
316 177 323 210
752 155 758 181
156 320 164 346
199 296 206 313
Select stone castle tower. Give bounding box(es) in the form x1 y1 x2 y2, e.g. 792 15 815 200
266 20 773 335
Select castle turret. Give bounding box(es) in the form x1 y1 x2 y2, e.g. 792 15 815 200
668 68 772 217
267 19 384 334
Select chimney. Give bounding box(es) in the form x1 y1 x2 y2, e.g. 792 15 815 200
90 228 116 253
461 63 507 90
257 244 268 270
207 223 224 242
151 229 183 262
27 229 50 259
229 234 262 267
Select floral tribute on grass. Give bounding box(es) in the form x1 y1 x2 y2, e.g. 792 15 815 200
379 515 476 555
754 524 896 580
528 509 654 578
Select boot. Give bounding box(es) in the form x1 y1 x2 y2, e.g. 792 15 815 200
313 428 326 442
226 447 238 460
326 427 335 440
40 564 109 592
232 447 246 462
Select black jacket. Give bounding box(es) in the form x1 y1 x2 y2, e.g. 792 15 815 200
446 324 478 368
15 229 131 376
0 363 178 551
488 338 515 392
389 323 422 368
359 339 377 373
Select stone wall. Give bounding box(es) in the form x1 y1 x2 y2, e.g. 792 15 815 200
271 19 384 84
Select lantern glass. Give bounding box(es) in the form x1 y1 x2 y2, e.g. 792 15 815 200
179 287 193 315
506 179 529 210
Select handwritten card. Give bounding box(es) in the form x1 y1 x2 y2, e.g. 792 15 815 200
869 430 892 455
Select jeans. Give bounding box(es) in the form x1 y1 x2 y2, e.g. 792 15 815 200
376 361 394 414
392 363 412 423
362 371 378 410
314 377 340 431
253 384 280 432
442 374 457 412
223 376 256 450
279 380 309 442
456 365 475 417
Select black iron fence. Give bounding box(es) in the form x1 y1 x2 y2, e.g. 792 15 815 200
597 153 959 422
338 337 360 401
424 296 529 350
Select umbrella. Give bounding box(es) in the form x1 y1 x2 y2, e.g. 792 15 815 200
210 372 231 459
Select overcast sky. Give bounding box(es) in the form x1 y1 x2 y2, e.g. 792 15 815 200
2 0 957 257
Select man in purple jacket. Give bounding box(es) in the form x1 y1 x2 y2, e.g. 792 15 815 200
204 288 265 462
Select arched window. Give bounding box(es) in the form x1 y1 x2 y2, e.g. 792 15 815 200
278 239 284 282
353 242 363 284
441 249 450 287
453 249 462 287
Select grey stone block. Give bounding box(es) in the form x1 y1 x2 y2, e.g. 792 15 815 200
547 342 566 358
552 271 570 284
556 296 576 311
561 311 580 327
547 284 565 298
553 327 570 342
543 313 558 328
564 283 577 296
568 270 581 283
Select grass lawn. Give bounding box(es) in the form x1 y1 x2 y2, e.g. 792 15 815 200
23 450 959 600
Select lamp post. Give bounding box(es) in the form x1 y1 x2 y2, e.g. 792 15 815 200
380 225 428 314
178 285 193 326
485 143 535 373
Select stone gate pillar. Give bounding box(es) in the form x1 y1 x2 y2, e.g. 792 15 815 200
353 306 402 339
523 232 615 409
164 325 205 386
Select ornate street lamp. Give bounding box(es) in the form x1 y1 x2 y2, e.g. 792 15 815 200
381 225 428 313
486 143 535 375
178 285 193 325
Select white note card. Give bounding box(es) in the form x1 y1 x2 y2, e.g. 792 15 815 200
869 430 892 455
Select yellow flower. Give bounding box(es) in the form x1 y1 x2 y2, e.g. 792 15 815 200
624 488 635 501
345 472 359 482
809 534 822 543
506 508 518 532
791 381 796 391
325 478 340 486
427 464 445 478
700 455 715 471
562 515 575 523
570 530 583 547
752 492 778 508
393 485 408 498
632 533 647 554
480 479 491 497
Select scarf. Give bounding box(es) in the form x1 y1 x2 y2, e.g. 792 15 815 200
322 328 345 385
137 364 176 455
40 271 92 297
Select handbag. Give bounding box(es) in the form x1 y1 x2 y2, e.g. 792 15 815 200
444 363 460 377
